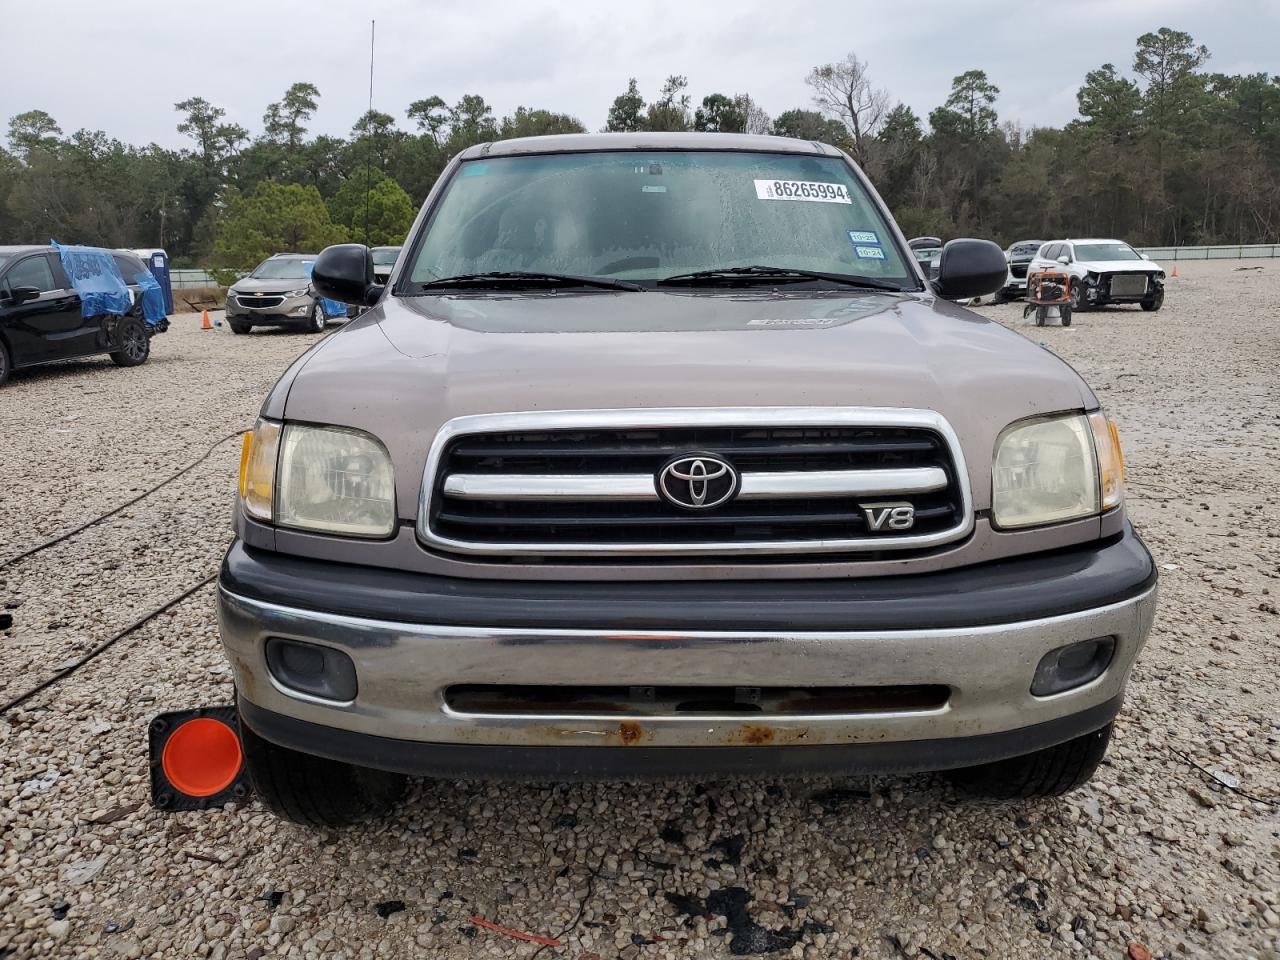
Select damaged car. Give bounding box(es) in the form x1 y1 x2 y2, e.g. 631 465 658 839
0 243 167 386
1028 239 1165 312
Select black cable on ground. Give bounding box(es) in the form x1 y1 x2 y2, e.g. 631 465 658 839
1168 745 1277 808
0 572 218 717
0 431 245 571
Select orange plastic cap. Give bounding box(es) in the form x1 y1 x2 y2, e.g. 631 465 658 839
161 717 243 798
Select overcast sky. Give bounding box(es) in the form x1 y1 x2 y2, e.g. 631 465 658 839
5 0 1278 151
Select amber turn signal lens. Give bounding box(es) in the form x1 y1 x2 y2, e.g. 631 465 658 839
1089 412 1125 511
240 419 281 521
1109 421 1125 480
238 432 253 497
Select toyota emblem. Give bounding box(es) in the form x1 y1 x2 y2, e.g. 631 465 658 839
657 455 739 510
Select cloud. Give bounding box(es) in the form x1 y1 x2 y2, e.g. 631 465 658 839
1 0 1275 150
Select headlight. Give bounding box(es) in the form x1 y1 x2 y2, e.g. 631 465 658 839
284 286 311 298
992 413 1100 529
238 420 396 538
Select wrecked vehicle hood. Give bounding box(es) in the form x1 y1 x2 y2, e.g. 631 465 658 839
269 289 1097 516
1075 259 1163 274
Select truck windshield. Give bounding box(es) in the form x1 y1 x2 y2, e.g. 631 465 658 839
406 151 915 289
252 259 313 280
1074 243 1142 262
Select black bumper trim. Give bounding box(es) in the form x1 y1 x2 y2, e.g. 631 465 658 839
238 694 1124 780
220 523 1155 632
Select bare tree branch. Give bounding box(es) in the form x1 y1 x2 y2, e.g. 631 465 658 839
805 52 889 164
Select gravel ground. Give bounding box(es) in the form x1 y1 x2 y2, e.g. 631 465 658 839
2 262 1277 960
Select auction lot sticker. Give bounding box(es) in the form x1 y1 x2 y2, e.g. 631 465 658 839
754 179 852 203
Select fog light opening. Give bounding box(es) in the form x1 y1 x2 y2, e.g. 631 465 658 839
265 638 358 702
1031 636 1115 697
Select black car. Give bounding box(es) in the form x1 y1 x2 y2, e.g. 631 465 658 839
0 245 165 386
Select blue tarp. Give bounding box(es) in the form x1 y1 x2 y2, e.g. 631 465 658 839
303 261 350 319
130 267 167 326
50 241 167 327
52 242 132 318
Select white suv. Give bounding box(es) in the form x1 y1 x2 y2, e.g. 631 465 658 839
1027 239 1165 312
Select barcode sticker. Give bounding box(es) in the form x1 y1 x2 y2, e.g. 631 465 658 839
754 179 852 204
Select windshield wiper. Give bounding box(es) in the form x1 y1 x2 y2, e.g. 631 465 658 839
412 271 644 292
656 265 907 292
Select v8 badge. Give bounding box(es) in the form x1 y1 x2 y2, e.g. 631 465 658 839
861 502 915 532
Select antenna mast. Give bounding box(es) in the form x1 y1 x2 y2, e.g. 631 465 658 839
362 19 375 244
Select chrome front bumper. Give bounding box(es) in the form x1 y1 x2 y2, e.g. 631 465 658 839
220 582 1157 752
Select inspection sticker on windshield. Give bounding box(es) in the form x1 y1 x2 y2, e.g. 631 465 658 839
754 179 852 203
848 230 880 244
853 245 886 260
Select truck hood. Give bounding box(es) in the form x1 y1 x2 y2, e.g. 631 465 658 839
273 289 1097 516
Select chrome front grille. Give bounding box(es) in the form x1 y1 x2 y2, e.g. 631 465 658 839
418 409 972 559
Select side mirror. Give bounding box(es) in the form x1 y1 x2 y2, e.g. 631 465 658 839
311 244 383 307
1056 255 1070 265
5 285 41 304
933 239 1007 301
1140 253 1151 260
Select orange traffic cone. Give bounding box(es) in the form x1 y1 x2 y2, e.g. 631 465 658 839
200 310 212 330
1170 265 1178 278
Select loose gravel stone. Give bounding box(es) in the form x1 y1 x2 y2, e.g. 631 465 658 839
2 269 1278 959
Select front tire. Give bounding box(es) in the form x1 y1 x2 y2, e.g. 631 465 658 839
238 711 407 826
947 722 1113 798
229 320 251 335
302 300 326 333
1141 287 1164 312
0 339 11 386
1069 280 1089 312
109 317 150 367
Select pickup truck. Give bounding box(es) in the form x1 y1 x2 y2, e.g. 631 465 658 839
220 132 1157 826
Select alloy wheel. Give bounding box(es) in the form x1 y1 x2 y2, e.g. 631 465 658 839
124 326 148 361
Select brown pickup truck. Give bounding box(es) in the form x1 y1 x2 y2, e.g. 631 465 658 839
220 132 1156 826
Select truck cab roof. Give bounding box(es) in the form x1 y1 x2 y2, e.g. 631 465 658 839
458 131 844 161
